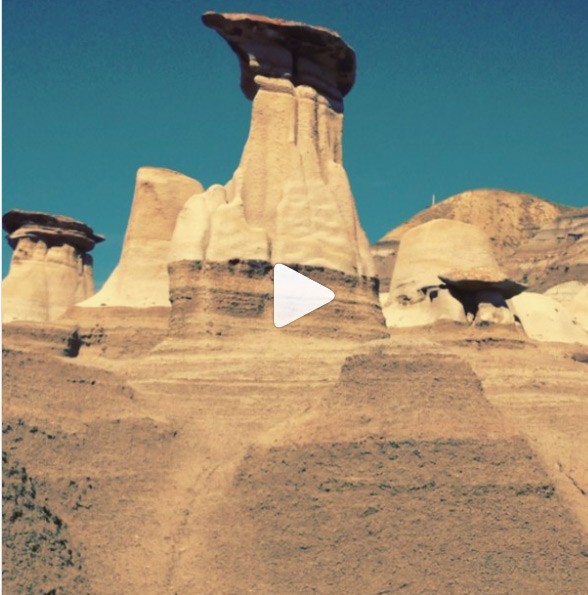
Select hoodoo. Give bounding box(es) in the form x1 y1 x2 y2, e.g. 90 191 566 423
79 167 204 308
383 219 525 327
2 210 103 323
167 12 385 339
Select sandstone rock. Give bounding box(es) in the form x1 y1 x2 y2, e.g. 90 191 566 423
383 219 522 327
373 189 568 292
170 13 374 278
544 281 586 305
2 210 103 323
167 260 385 341
510 292 588 345
569 284 588 332
164 12 384 340
79 167 203 308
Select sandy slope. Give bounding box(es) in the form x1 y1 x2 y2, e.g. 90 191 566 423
3 323 588 593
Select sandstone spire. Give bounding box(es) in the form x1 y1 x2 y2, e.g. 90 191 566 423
79 167 204 308
164 12 385 340
170 12 374 278
2 210 103 322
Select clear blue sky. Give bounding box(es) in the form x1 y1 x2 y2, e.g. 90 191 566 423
3 0 588 286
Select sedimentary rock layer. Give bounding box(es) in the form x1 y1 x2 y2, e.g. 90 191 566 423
170 349 588 592
164 12 381 340
2 210 103 323
168 259 387 340
507 206 588 291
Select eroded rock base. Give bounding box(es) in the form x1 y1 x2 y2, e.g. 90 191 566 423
168 259 387 341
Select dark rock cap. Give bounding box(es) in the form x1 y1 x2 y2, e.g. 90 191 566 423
202 11 356 102
3 209 104 252
439 267 526 300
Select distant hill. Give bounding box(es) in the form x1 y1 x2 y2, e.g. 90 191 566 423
372 189 572 291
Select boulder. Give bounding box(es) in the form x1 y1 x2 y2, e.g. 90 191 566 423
510 292 588 345
2 210 103 322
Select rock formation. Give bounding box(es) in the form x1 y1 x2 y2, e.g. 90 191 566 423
383 219 525 327
507 206 588 291
79 167 203 308
166 12 384 340
2 210 103 323
373 189 568 292
510 292 588 345
544 280 586 306
570 284 588 331
5 11 588 594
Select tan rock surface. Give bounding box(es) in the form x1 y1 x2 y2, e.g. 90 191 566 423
79 167 203 308
384 219 521 327
164 13 383 341
447 336 588 537
570 284 588 331
510 292 588 345
4 328 588 593
167 260 387 341
544 280 586 305
2 210 103 323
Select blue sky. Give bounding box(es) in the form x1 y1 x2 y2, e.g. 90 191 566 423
3 0 588 286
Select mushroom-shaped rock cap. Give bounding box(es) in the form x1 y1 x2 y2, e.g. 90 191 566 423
439 267 526 300
3 209 104 252
202 11 356 102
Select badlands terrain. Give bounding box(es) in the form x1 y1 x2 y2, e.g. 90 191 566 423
3 11 588 595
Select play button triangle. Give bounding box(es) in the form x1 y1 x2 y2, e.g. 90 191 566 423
273 264 335 328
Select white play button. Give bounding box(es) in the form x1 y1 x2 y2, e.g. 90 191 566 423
273 264 335 328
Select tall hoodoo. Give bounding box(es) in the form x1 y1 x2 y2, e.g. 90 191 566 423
170 12 374 278
2 210 103 322
167 12 384 340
